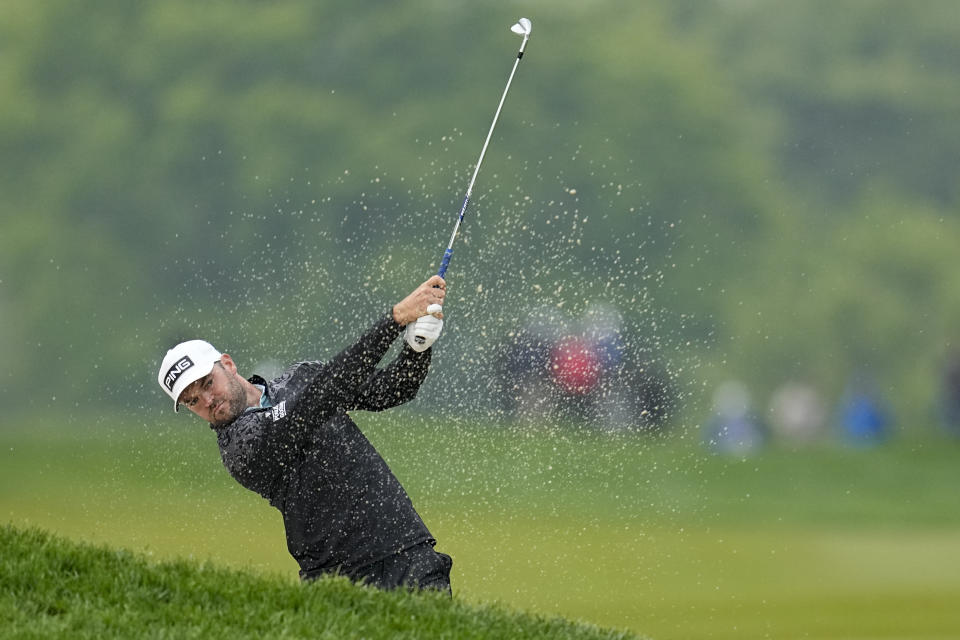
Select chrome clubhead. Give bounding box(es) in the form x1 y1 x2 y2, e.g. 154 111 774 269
510 18 532 36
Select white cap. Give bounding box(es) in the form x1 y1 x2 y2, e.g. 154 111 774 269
157 340 222 411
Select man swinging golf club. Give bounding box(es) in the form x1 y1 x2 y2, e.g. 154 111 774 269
157 276 452 592
156 14 532 596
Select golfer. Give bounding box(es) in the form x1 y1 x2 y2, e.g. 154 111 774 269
157 276 452 592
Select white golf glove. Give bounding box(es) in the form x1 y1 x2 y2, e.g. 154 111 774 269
405 308 444 352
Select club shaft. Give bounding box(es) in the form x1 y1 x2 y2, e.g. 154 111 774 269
437 34 529 278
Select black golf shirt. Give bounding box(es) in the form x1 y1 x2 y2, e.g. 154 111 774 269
212 312 434 578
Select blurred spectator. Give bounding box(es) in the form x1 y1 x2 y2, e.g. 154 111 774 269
940 349 960 436
768 381 826 444
582 303 626 372
837 375 891 445
500 305 566 423
498 303 674 431
703 380 766 455
551 335 603 395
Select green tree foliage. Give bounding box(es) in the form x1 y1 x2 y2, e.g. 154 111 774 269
668 0 960 420
1 0 958 424
677 0 960 208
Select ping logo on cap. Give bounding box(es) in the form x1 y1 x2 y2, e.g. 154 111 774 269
164 356 195 391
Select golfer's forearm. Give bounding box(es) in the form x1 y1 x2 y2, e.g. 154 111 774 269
351 347 431 411
295 312 403 417
326 311 402 387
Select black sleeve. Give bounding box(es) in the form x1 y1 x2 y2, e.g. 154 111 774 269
348 344 432 412
288 311 404 422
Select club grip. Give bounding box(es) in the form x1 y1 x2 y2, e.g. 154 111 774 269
437 248 454 278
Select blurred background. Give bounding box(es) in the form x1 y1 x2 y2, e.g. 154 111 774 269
2 1 960 638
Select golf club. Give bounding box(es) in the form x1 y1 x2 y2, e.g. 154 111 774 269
415 17 532 340
436 16 532 280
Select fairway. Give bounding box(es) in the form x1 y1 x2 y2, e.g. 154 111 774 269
2 413 959 639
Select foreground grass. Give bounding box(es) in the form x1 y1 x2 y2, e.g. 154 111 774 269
3 414 960 638
0 525 636 640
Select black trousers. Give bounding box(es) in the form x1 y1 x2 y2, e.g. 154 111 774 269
346 541 453 594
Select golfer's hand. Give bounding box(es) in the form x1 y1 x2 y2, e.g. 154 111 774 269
405 314 443 352
393 276 446 326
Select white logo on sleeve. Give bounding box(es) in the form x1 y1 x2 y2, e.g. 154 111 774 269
271 401 287 422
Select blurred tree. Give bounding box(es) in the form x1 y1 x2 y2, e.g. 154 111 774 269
1 0 958 426
671 0 960 209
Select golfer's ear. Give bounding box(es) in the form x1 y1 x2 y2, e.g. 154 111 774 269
220 353 238 374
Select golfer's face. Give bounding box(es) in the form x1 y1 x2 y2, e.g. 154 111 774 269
179 360 245 426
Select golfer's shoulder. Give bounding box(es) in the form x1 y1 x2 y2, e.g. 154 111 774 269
270 360 325 395
217 409 270 442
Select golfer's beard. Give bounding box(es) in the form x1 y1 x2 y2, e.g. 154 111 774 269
211 377 248 428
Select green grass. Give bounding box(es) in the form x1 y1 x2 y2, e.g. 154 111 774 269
2 412 960 639
0 524 635 639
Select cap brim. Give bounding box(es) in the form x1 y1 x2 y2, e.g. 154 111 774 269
171 360 217 412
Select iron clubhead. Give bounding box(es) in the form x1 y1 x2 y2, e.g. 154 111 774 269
510 17 532 36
